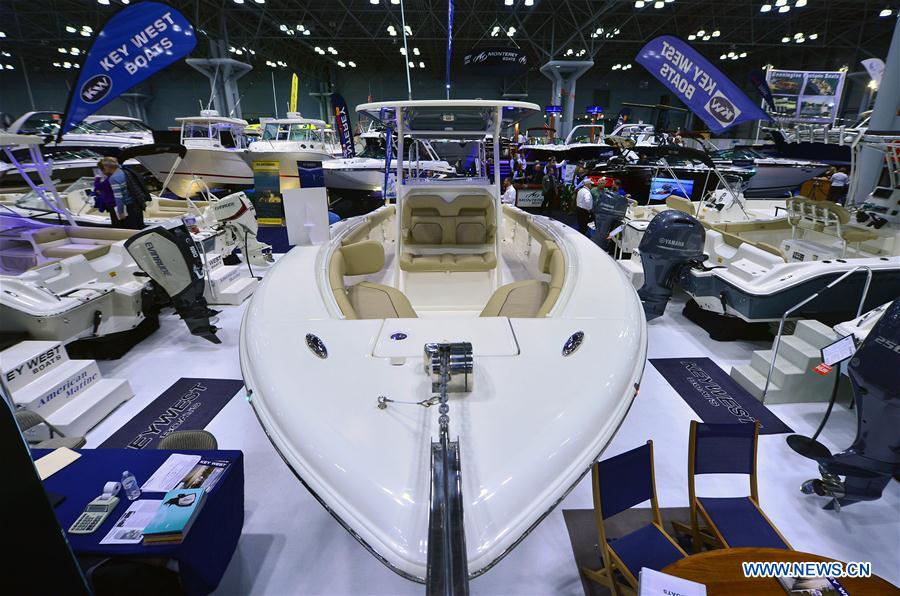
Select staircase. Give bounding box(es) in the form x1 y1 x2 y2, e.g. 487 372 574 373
1 340 133 440
202 252 258 306
731 320 852 404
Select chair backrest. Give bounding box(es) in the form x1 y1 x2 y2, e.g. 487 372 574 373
157 430 218 450
596 442 655 520
690 421 758 476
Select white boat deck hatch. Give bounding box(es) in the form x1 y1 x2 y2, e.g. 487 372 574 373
373 318 520 358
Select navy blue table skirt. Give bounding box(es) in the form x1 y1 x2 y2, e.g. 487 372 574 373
36 449 244 595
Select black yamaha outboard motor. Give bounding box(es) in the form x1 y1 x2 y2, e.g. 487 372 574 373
637 210 706 320
790 298 900 510
124 223 221 344
592 187 629 251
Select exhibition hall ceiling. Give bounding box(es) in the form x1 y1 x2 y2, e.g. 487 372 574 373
0 0 895 76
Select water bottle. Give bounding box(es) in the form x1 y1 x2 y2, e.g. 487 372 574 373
121 471 141 501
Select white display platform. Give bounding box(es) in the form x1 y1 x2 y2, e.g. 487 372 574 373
202 251 258 306
0 340 133 440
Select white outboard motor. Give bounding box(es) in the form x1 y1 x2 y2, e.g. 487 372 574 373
637 210 706 320
211 192 274 269
124 223 221 344
592 188 629 250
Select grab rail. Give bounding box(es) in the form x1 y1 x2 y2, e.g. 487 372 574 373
761 265 873 403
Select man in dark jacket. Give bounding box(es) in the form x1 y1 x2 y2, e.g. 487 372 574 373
541 165 557 214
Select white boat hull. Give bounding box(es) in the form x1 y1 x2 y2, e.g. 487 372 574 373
137 149 253 197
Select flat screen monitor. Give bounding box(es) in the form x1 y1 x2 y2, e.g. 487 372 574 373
649 176 694 201
821 335 857 366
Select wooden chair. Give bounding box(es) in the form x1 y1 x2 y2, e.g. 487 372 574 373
673 421 792 552
582 441 687 595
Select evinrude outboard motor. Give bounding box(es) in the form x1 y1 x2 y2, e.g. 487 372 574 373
637 210 706 320
211 192 274 270
790 298 900 510
592 187 629 251
124 223 221 344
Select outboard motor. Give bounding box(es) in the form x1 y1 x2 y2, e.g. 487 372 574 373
637 210 706 320
790 298 900 510
124 223 221 344
592 187 629 251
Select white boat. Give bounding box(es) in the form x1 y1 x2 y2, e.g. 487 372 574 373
7 111 154 155
243 113 335 192
707 145 830 198
629 132 900 328
135 111 254 197
239 100 647 585
323 127 454 192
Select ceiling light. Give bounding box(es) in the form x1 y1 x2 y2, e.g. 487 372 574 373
688 34 696 40
83 26 92 32
279 24 287 31
702 35 711 41
808 33 817 39
879 7 893 17
507 26 516 36
0 51 9 57
419 61 425 68
720 54 727 60
58 47 66 53
253 0 265 3
97 0 110 5
63 61 72 68
303 30 310 36
740 51 747 57
795 37 804 43
779 5 790 12
408 61 415 68
80 30 91 37
795 0 807 6
233 0 244 3
525 0 534 5
65 25 77 33
794 32 803 37
654 0 664 7
413 47 420 55
70 48 79 55
775 0 787 5
712 30 720 37
391 0 399 3
337 60 346 67
634 0 645 6
781 36 790 42
327 46 337 54
697 29 705 36
404 26 412 35
349 61 357 67
505 0 514 5
400 47 406 55
370 0 379 4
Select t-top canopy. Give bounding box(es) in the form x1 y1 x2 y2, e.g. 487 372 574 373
356 100 539 138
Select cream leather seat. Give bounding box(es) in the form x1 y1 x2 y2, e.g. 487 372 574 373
480 241 565 318
329 240 417 319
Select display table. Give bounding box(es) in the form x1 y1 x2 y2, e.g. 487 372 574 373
35 448 244 596
662 548 895 595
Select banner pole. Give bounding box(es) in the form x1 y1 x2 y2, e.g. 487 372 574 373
271 72 279 118
400 0 412 100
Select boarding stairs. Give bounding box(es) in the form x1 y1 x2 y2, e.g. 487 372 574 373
730 320 852 404
202 251 258 306
1 340 133 440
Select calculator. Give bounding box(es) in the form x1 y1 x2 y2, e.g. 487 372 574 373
68 495 120 534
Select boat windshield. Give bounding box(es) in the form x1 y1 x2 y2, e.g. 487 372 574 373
712 147 763 160
262 123 323 142
358 137 387 159
568 126 605 144
15 177 95 211
17 113 63 136
83 119 152 134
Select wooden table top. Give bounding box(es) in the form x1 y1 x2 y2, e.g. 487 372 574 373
662 548 898 595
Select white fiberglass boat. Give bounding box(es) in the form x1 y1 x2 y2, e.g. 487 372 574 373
135 111 253 197
7 111 154 155
243 114 336 192
322 127 454 192
240 100 647 585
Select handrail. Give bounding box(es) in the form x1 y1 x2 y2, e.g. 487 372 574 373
762 265 873 403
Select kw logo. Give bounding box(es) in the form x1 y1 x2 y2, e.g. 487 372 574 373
704 90 741 127
80 74 113 104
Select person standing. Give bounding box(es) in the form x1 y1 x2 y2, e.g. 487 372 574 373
101 156 146 229
501 177 517 205
93 160 122 227
541 164 557 214
512 162 526 184
529 163 544 184
828 167 849 204
575 178 594 236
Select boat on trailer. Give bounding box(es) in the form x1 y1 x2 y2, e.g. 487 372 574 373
239 100 647 585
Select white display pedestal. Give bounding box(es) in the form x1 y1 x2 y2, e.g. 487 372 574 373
283 187 330 246
1 340 133 440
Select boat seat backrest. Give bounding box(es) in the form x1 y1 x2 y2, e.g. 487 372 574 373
30 227 67 245
341 206 397 246
480 241 565 318
328 240 417 320
402 194 495 246
666 196 695 215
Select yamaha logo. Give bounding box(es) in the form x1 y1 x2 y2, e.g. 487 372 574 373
80 74 113 104
704 90 741 127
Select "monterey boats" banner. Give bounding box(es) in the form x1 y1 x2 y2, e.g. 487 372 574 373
636 35 770 134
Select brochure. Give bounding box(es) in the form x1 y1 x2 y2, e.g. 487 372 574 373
175 459 229 491
141 453 202 492
638 568 707 596
777 576 848 595
100 499 162 545
143 488 206 544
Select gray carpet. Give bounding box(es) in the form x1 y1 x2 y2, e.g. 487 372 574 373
562 507 694 596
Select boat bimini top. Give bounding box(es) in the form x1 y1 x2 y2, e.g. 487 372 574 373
239 99 648 587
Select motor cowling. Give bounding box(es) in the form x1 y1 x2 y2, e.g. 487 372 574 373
124 223 221 344
637 209 706 320
591 188 629 250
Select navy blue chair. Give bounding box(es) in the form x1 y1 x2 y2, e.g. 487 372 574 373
683 421 792 552
582 441 687 595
